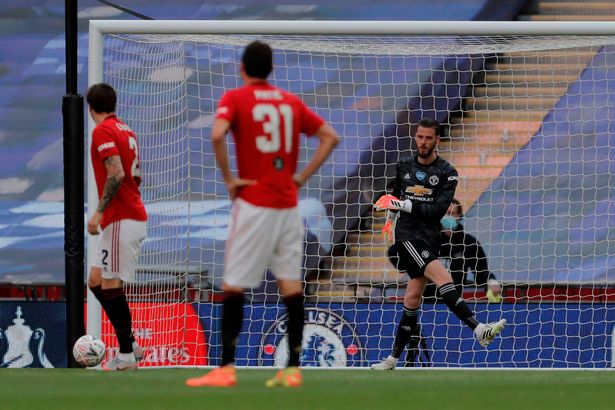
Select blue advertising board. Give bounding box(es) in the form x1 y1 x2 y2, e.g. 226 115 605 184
2 301 612 369
197 302 615 368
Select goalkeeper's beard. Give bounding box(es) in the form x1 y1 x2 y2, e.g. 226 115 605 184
417 145 435 158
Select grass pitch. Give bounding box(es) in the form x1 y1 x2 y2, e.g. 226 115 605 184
2 368 614 410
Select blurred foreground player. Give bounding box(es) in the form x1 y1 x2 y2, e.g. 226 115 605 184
186 41 339 387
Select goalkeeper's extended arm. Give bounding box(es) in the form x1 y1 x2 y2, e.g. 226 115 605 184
374 194 413 214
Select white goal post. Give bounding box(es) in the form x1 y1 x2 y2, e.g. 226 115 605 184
88 20 615 368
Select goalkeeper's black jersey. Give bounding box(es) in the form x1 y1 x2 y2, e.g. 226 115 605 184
391 155 458 247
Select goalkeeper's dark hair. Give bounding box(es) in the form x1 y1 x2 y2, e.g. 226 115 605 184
417 117 441 137
87 83 117 114
242 40 273 79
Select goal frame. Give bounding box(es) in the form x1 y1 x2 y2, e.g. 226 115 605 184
86 18 615 344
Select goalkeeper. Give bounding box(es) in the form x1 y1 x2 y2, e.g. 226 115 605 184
371 118 506 371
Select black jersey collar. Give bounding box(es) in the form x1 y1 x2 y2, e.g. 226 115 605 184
414 154 440 167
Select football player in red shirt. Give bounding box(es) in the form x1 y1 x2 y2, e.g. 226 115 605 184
186 41 339 388
86 83 147 370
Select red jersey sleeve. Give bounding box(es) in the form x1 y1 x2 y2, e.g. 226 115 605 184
215 91 236 124
299 101 325 136
92 126 120 161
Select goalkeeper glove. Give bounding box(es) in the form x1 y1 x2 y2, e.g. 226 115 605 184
374 194 413 214
382 219 395 246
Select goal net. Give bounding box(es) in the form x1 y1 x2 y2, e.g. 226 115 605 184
88 20 615 368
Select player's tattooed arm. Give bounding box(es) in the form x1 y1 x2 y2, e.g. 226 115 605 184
97 155 125 213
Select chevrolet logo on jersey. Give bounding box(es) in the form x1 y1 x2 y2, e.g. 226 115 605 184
405 185 432 197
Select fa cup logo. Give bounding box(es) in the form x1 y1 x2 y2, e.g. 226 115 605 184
0 306 54 368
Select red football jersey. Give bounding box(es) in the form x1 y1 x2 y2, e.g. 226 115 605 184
91 115 147 229
215 82 324 208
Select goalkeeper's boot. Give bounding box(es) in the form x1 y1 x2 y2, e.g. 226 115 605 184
474 319 507 348
132 341 145 361
102 355 138 371
265 367 302 388
185 366 237 388
370 355 398 370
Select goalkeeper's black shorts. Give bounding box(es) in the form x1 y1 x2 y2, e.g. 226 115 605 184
387 239 439 279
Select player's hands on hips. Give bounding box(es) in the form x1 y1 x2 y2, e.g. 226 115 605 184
227 178 256 200
382 219 395 246
374 194 412 213
486 279 503 303
292 174 307 187
88 211 103 235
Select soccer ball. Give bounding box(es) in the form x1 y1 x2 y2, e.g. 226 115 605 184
73 335 106 367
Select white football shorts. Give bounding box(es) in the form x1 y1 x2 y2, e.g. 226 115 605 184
92 219 147 283
224 198 304 288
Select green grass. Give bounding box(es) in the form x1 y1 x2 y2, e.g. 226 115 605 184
1 368 614 410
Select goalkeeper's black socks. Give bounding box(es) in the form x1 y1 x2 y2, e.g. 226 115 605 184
101 287 133 354
438 282 479 330
221 291 245 366
283 293 305 367
392 306 419 359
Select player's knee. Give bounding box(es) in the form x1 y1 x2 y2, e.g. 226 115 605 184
404 292 422 308
424 260 452 286
278 279 303 297
222 283 245 294
87 267 102 289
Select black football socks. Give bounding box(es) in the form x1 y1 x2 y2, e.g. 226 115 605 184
100 287 133 354
283 293 305 367
221 291 245 366
438 282 479 330
392 306 419 359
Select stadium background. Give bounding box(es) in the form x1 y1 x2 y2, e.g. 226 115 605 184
1 0 615 371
